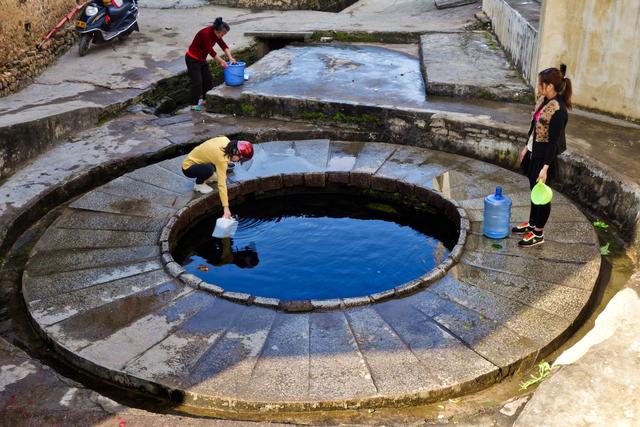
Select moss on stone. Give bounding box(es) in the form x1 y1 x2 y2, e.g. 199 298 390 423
241 103 255 114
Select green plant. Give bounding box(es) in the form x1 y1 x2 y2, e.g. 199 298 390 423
600 243 611 256
520 361 551 390
241 103 255 114
593 220 609 230
491 243 502 250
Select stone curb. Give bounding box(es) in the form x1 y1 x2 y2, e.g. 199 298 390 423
161 171 468 312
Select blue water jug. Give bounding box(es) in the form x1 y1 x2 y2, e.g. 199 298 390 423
224 61 245 86
483 186 512 239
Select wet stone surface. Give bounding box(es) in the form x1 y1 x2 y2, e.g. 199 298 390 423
20 140 601 413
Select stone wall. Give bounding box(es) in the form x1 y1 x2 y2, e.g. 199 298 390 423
0 0 78 96
482 0 540 87
537 0 640 121
209 0 357 12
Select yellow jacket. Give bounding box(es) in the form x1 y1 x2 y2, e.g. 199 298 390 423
182 136 231 207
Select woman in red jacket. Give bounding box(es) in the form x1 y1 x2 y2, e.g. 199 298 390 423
185 17 236 111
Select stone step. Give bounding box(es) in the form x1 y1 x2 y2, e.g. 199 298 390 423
430 274 571 346
124 296 245 384
125 164 195 195
453 263 592 322
242 312 311 401
461 250 601 291
23 259 163 303
27 269 173 327
374 296 500 389
26 244 160 276
308 310 377 400
344 306 436 395
69 190 177 218
98 175 192 209
53 209 169 232
409 289 539 372
31 227 161 253
70 288 213 370
468 221 598 245
464 233 599 264
186 304 278 397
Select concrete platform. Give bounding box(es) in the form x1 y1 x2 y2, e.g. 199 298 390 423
21 140 601 416
420 32 533 102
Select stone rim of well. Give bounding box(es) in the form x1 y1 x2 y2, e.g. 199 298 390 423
160 171 469 312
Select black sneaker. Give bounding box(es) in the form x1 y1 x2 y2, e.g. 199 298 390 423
518 231 544 247
512 222 534 234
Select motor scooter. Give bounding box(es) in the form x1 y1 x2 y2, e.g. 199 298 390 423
75 0 139 56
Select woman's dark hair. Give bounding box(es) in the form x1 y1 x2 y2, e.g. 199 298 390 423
212 17 230 33
538 64 572 109
222 139 238 158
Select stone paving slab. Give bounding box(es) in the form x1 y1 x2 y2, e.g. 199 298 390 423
374 296 499 387
464 233 598 264
410 289 539 371
32 228 161 253
244 312 310 400
344 306 437 394
72 289 212 369
99 175 192 208
308 311 377 400
124 296 244 382
462 250 601 292
25 244 160 276
69 190 178 218
19 141 601 413
28 269 172 327
420 32 532 102
469 220 599 245
186 306 278 399
54 210 170 232
430 275 570 346
452 263 592 322
23 260 163 303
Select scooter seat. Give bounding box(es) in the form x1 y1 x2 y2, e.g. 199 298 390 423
107 2 133 19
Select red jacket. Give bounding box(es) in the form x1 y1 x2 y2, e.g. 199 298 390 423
186 27 229 62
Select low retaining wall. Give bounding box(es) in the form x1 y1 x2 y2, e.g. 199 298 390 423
482 0 539 87
0 0 78 97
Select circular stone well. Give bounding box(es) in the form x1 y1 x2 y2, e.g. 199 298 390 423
21 141 601 416
164 175 468 311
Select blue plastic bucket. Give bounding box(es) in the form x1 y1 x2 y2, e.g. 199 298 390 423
223 61 245 86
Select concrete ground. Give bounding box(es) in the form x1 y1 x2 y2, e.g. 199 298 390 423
0 0 639 425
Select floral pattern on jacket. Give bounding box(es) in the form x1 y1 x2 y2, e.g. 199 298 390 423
533 96 560 143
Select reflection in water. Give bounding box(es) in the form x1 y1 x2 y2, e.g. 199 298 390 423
188 237 259 270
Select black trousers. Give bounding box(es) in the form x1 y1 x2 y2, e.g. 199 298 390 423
182 164 214 184
185 54 214 105
522 151 552 229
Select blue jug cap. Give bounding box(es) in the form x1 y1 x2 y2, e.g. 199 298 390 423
495 186 503 199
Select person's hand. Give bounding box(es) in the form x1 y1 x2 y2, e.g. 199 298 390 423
217 57 229 68
537 166 548 183
228 55 237 64
519 146 528 162
223 207 232 219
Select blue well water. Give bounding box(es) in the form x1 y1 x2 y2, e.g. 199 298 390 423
173 193 457 301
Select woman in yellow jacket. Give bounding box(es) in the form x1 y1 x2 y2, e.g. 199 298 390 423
182 136 254 219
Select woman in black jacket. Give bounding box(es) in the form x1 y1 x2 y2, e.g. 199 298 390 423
512 65 572 247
